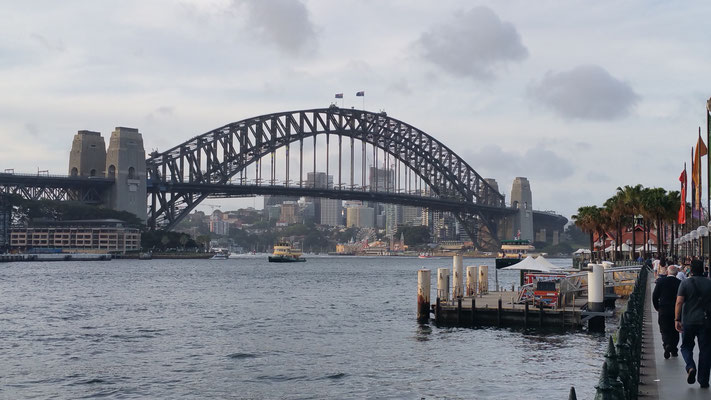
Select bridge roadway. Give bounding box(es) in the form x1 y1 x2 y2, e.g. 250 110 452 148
146 181 517 217
0 172 114 203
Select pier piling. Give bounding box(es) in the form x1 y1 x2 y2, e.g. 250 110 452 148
466 266 478 296
452 255 463 298
437 268 450 303
478 265 488 294
417 269 431 323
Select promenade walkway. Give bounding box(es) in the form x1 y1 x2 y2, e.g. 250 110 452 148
648 280 707 399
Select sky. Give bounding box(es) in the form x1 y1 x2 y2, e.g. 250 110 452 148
1 0 710 219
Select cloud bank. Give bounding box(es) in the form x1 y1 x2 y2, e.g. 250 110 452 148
528 65 639 120
466 144 574 182
233 0 317 56
417 6 528 81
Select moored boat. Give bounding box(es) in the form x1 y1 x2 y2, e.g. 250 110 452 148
495 239 541 269
210 249 230 260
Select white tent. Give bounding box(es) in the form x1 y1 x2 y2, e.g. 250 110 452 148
635 245 657 252
502 255 558 272
604 243 633 253
534 256 559 271
573 248 591 255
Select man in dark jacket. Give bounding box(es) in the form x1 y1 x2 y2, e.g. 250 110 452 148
675 260 711 387
653 264 681 358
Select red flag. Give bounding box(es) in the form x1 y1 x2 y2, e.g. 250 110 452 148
679 166 687 225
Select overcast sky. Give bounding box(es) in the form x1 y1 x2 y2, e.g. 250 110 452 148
1 0 710 219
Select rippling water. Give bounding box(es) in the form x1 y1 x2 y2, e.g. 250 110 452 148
0 256 606 399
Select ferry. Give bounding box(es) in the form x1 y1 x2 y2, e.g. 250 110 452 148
268 242 306 263
210 248 230 260
495 239 539 269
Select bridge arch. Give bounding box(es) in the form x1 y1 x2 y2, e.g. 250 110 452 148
146 107 506 248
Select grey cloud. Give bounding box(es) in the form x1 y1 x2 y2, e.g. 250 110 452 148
585 171 610 183
466 144 574 181
233 0 317 56
25 123 39 137
30 33 65 52
388 78 412 96
528 65 639 120
417 7 528 81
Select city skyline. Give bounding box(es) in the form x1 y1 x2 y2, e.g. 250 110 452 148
1 1 710 220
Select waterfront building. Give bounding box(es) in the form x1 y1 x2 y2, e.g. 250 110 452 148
9 219 140 253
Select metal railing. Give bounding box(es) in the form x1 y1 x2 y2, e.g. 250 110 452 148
567 265 648 399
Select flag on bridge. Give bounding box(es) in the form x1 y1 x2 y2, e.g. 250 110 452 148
356 91 365 96
335 93 343 99
679 165 687 225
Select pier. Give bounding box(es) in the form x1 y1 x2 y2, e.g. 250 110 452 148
418 256 640 331
432 291 586 329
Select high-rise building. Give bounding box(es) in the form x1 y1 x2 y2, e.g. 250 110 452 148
346 205 375 228
320 198 342 226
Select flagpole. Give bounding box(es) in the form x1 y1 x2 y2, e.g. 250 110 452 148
707 99 711 225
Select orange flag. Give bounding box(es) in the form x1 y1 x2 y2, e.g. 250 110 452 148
694 129 708 212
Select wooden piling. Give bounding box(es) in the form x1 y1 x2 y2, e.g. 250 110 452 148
524 302 529 329
539 304 544 327
435 297 441 324
471 298 476 326
417 269 431 323
497 297 502 327
457 298 462 324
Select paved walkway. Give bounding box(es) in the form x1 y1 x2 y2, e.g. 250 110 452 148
648 280 708 399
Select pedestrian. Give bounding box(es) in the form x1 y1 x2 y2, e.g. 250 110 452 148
654 265 681 358
653 255 661 278
675 259 711 387
677 264 688 281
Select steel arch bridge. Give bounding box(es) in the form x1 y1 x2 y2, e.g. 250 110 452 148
146 106 514 249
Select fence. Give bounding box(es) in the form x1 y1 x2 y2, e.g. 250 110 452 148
568 265 648 400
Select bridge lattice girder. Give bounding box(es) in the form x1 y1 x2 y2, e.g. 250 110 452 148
146 107 507 248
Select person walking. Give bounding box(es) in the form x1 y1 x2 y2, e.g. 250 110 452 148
654 265 681 358
675 260 711 387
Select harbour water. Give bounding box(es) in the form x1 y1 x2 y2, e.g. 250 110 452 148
0 256 605 399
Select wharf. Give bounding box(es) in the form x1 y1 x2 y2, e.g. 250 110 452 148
0 253 112 262
432 291 592 329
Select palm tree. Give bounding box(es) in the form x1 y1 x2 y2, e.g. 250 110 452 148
663 190 681 258
604 192 627 261
618 184 644 260
573 206 599 258
641 187 669 258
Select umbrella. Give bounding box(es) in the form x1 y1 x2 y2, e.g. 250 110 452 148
573 248 591 255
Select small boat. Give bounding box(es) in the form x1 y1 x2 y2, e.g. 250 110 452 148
211 249 230 260
418 253 432 259
268 242 306 263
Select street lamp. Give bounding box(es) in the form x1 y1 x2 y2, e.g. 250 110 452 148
611 240 616 262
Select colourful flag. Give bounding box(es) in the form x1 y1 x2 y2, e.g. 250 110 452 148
693 130 707 212
356 91 365 96
335 93 343 99
679 166 687 224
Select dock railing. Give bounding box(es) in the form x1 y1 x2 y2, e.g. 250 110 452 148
568 264 648 400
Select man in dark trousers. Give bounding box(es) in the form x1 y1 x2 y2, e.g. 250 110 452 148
654 264 681 358
675 260 711 387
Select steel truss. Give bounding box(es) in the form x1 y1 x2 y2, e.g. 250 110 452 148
147 107 508 249
0 173 112 203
